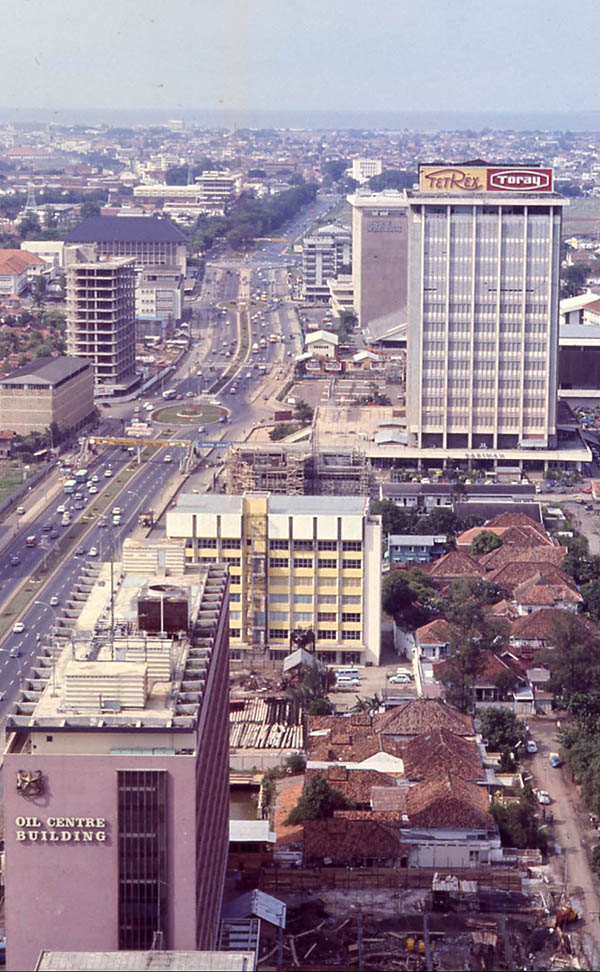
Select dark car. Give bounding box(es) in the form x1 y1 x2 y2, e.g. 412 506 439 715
75 547 86 557
10 555 20 566
42 522 52 532
50 529 58 539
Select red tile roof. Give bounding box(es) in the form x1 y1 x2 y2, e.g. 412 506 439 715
272 777 305 847
486 562 576 594
485 511 548 537
0 249 44 275
305 766 396 805
405 773 494 830
401 728 482 782
510 608 598 643
428 550 483 578
512 574 583 608
479 544 566 571
303 814 405 864
374 699 474 738
416 618 458 646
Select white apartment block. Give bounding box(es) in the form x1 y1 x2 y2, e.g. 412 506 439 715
302 224 352 303
66 258 137 394
135 266 183 324
407 164 566 452
166 493 382 665
351 158 383 184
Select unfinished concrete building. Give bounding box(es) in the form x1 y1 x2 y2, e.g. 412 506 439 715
225 443 372 497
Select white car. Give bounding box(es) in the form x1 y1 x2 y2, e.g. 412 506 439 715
535 789 551 805
526 740 538 754
88 547 98 557
56 505 66 515
91 474 99 483
104 468 113 478
388 673 412 684
12 621 25 634
88 484 98 494
163 454 172 463
112 507 121 516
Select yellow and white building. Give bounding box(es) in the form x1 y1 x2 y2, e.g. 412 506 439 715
166 493 382 664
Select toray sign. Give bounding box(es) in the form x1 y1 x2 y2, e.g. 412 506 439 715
487 168 553 192
419 165 553 193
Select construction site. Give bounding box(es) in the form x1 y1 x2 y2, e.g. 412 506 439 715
225 442 372 496
253 869 595 971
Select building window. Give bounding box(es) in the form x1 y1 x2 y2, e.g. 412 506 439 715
342 559 362 569
293 540 314 551
269 611 288 622
318 558 337 569
318 595 337 604
229 628 240 638
118 769 168 950
269 593 289 603
198 538 217 548
318 612 336 622
292 612 312 623
270 539 289 550
224 556 240 566
222 538 239 550
318 540 337 551
342 612 361 623
269 558 289 568
293 593 313 603
317 629 336 640
318 577 337 587
342 540 362 551
269 628 289 639
230 592 241 602
342 595 362 605
293 558 313 568
342 630 361 640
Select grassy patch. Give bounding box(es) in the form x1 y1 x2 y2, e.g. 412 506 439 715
0 460 26 505
152 403 225 426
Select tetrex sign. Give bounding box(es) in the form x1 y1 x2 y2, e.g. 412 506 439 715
419 165 553 194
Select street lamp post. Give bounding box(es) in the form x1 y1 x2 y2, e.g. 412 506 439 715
34 600 60 696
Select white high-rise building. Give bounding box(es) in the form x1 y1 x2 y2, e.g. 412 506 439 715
407 163 566 452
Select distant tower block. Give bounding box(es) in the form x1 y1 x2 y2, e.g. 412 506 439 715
24 185 37 212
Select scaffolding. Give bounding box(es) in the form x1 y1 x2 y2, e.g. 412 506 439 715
242 497 269 650
226 445 306 495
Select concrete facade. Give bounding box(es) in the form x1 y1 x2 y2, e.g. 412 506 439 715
166 493 382 665
4 562 230 971
302 224 351 303
406 171 566 451
66 258 137 394
0 356 94 434
348 190 409 332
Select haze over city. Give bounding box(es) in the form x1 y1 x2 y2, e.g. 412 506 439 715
1 0 599 124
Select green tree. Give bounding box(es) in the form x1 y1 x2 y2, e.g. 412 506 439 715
491 786 547 850
81 199 101 220
269 422 296 441
32 275 47 307
470 530 502 555
544 612 600 699
284 773 355 825
382 571 416 617
581 578 600 621
370 499 417 538
294 400 314 424
479 706 526 751
561 263 590 299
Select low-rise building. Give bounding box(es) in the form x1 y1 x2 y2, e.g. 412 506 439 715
0 249 45 295
166 492 381 664
0 355 94 435
386 533 447 565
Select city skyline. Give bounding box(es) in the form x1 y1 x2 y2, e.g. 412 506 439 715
1 0 598 121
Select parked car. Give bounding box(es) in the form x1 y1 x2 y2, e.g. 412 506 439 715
535 789 551 805
549 752 562 767
526 740 538 754
388 673 412 684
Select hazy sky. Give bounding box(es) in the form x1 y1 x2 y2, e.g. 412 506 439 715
1 0 598 115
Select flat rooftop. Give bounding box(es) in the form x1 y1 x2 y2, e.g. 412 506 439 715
5 561 228 736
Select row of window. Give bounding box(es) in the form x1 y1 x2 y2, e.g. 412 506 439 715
269 558 362 569
269 540 362 551
268 629 361 641
269 593 361 604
